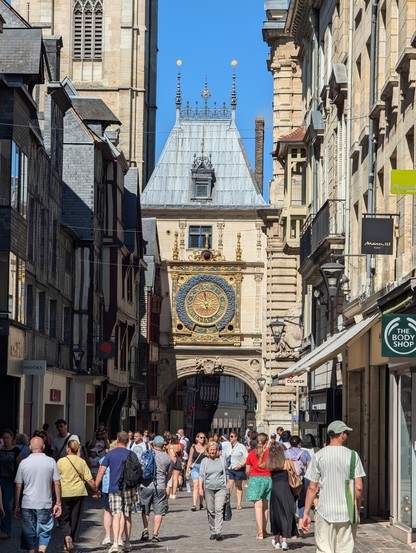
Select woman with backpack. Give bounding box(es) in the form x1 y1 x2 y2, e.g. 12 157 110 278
284 436 311 537
265 442 298 550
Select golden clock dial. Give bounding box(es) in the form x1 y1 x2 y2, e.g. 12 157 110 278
185 282 228 327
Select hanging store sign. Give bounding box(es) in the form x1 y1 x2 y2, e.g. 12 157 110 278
382 314 416 357
96 340 115 359
361 217 393 255
391 170 416 194
23 360 46 376
284 373 308 386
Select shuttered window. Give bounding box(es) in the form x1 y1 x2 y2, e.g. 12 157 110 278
73 0 103 60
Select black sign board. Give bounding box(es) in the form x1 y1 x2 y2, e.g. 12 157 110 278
361 217 393 255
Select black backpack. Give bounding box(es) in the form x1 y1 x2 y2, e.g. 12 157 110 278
119 452 143 490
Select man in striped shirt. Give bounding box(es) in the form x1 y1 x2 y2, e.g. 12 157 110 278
301 421 365 553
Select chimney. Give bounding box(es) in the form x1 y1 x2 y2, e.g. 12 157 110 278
255 116 264 194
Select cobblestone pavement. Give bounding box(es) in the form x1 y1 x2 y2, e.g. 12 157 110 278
3 491 414 552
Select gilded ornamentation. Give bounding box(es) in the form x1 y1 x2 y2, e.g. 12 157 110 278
236 232 242 261
172 231 179 260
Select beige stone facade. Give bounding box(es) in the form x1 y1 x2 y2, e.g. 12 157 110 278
15 0 158 187
264 0 416 544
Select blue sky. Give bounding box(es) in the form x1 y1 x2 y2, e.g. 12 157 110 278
156 1 273 202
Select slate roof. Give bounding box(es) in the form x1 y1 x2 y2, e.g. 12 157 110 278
70 97 121 125
141 117 266 209
0 28 43 75
0 0 30 29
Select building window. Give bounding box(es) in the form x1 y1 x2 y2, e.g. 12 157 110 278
26 285 34 328
36 291 46 333
0 141 28 217
189 226 212 249
49 299 57 338
52 218 57 274
62 305 71 343
73 0 103 60
191 154 215 200
8 253 26 323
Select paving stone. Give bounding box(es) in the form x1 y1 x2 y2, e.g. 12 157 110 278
3 491 413 552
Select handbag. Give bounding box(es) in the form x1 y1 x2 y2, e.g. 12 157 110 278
285 459 303 496
345 450 359 524
223 500 232 521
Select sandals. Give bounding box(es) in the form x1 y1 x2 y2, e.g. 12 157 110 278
151 534 160 543
257 533 264 539
191 505 197 511
199 504 205 510
236 505 242 510
140 530 149 542
64 537 73 552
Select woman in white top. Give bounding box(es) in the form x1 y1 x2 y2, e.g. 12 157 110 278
227 432 248 510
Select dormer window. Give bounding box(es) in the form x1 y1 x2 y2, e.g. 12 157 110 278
191 153 216 200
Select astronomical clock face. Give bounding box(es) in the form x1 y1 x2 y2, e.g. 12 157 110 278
176 275 236 332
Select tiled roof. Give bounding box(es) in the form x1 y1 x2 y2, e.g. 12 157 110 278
141 118 266 208
279 125 306 143
71 98 121 125
0 28 42 75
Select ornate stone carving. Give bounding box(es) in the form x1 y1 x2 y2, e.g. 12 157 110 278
195 357 224 375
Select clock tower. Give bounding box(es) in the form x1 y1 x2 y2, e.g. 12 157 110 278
141 69 269 431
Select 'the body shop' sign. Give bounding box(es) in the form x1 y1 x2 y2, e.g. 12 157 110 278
382 315 416 357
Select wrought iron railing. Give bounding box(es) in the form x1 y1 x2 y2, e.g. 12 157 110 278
300 200 346 265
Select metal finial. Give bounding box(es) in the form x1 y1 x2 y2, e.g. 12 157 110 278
231 60 238 110
176 59 182 108
173 231 179 260
236 232 242 261
201 75 211 105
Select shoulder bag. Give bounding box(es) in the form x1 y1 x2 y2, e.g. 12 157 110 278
284 459 303 496
190 449 204 469
345 450 359 524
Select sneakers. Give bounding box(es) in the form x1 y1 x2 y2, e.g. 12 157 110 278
108 545 119 553
123 543 132 552
169 494 176 499
281 542 289 551
140 531 149 542
101 536 112 546
272 538 281 549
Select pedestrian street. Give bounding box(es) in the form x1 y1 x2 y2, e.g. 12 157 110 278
3 491 412 553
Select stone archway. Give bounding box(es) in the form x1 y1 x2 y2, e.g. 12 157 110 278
156 354 264 431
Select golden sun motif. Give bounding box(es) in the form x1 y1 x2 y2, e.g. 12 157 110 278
193 290 220 317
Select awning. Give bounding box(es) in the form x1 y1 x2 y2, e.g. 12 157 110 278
275 313 380 382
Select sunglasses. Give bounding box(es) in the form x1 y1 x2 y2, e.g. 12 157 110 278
230 435 236 438
198 436 206 439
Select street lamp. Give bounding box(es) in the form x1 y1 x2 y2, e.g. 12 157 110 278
72 347 85 370
242 393 249 405
320 261 344 335
269 319 286 344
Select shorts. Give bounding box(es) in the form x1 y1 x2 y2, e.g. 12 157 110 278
21 508 54 550
228 468 247 481
246 476 272 501
102 492 110 511
109 489 136 516
140 486 168 516
190 463 201 481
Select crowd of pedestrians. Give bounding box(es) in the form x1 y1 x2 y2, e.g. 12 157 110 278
0 420 365 553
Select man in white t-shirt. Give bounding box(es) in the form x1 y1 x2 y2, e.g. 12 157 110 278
302 420 365 553
176 429 190 461
51 419 80 460
131 431 148 462
14 437 62 553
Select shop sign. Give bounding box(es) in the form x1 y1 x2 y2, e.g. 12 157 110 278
361 217 393 255
96 340 115 359
382 314 416 357
391 170 416 194
22 360 46 376
284 373 308 386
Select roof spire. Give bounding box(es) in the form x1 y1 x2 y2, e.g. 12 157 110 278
175 59 182 121
201 75 211 106
231 60 238 116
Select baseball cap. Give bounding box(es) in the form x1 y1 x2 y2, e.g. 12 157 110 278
220 434 229 441
327 420 353 434
153 435 165 447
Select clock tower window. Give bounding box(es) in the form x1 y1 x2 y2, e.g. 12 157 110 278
188 225 212 249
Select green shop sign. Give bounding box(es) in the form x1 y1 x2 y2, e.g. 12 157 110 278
382 314 416 357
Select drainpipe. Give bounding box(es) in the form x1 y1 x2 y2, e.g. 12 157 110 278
366 0 379 291
312 8 319 215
